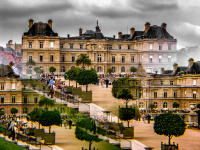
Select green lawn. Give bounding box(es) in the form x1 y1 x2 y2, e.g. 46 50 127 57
0 138 26 150
93 141 122 150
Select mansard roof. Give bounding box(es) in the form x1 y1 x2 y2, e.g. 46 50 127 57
24 22 58 36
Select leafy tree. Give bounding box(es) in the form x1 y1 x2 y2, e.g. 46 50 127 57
64 67 81 87
117 89 133 107
11 107 18 115
39 96 55 111
107 68 113 74
119 107 135 127
196 103 200 109
75 118 101 150
149 103 156 112
34 67 43 78
26 59 36 66
173 102 179 109
130 66 137 73
76 69 98 92
0 108 4 117
49 66 56 74
154 113 186 145
27 108 44 128
76 54 91 68
39 110 62 133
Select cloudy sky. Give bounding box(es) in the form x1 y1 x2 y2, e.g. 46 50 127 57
0 0 200 49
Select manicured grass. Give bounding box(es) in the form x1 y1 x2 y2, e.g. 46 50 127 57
93 141 122 150
0 138 26 150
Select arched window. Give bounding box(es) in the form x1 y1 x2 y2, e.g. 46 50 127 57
154 102 158 108
139 102 144 108
97 55 101 62
163 102 167 108
121 66 125 73
97 66 102 73
60 66 66 72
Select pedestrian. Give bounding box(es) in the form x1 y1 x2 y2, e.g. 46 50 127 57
68 120 72 129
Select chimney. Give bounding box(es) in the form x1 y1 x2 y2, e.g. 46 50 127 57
67 34 70 38
118 32 122 39
173 63 178 72
113 35 115 39
130 27 135 37
48 19 52 28
79 28 82 36
29 19 34 29
144 22 150 33
188 58 194 68
161 23 167 30
161 68 165 74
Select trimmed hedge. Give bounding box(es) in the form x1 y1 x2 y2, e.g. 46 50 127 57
80 91 92 102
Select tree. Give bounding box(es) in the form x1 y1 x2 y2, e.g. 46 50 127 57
173 102 179 109
117 89 133 107
107 68 113 75
76 54 91 68
39 96 55 111
130 66 137 73
64 67 81 87
119 107 135 127
26 59 36 75
154 113 186 145
75 118 101 150
11 108 18 115
0 108 4 117
76 69 98 92
149 103 156 112
49 66 56 74
34 67 43 78
39 110 62 133
195 104 200 128
27 108 44 128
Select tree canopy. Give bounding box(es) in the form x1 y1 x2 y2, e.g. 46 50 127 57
154 113 186 145
173 102 179 108
117 89 133 107
34 67 43 74
27 108 44 128
119 107 135 127
76 69 98 92
39 96 55 111
49 66 56 74
64 67 81 87
76 54 91 68
107 68 113 74
11 107 18 115
26 59 36 66
130 66 137 73
39 110 62 133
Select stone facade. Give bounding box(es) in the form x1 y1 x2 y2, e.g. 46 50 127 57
21 19 177 74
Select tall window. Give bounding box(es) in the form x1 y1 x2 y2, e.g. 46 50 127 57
139 102 144 108
60 44 63 49
164 92 167 98
29 55 32 61
60 66 66 72
122 56 125 63
193 91 197 98
61 54 65 62
23 96 27 104
34 97 38 103
40 42 43 48
112 66 116 73
39 55 43 62
50 42 54 48
108 45 112 50
159 56 162 63
168 56 171 62
118 45 121 49
11 83 15 90
170 81 174 85
50 54 54 62
174 92 177 98
70 43 73 49
97 66 102 73
193 80 197 86
159 44 162 50
128 45 130 50
112 56 115 63
29 42 32 48
0 83 4 90
131 56 134 63
149 56 153 63
12 96 15 103
168 43 171 50
154 92 157 98
149 44 153 50
163 102 167 108
97 55 102 62
72 55 75 62
160 80 163 85
80 44 83 49
1 96 4 103
121 66 125 73
154 102 158 108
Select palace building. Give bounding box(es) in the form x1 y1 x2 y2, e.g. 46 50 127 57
21 19 177 74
